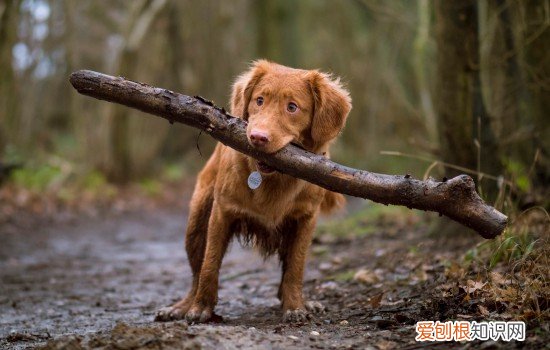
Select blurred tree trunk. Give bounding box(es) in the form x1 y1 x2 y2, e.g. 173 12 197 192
414 0 437 148
480 0 525 203
480 0 549 206
159 0 254 168
433 0 505 235
154 0 186 159
256 0 300 66
484 0 522 143
0 0 20 154
434 0 502 202
166 0 184 90
518 0 550 197
107 0 167 182
63 0 77 141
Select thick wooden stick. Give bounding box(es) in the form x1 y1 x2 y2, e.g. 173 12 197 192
69 70 507 238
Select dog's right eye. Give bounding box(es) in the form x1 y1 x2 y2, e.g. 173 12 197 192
256 97 264 106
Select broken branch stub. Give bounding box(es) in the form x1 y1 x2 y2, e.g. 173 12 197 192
69 70 508 238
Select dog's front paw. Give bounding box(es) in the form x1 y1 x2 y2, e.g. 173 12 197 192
154 306 187 322
283 308 311 323
185 303 223 323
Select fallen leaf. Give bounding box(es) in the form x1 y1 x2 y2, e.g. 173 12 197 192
490 271 509 285
376 340 397 350
478 305 490 316
369 293 384 308
522 310 537 320
462 280 487 294
354 269 379 284
500 286 520 302
414 269 428 282
445 262 465 279
436 283 455 291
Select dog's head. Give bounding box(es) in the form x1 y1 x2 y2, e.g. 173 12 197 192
231 60 351 169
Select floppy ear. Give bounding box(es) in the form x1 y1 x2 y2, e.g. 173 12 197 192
308 71 352 147
230 60 269 120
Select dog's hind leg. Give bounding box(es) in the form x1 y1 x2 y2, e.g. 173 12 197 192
277 219 298 301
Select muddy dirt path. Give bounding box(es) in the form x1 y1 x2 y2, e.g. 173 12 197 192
0 205 534 349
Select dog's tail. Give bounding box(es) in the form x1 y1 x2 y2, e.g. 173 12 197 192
320 190 346 215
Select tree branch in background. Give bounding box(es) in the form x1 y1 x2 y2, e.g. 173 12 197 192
69 70 508 239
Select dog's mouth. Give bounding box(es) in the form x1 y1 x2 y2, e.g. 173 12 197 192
256 161 276 174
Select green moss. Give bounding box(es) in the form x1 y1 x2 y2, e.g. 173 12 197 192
12 165 63 192
312 245 329 256
162 163 185 182
138 178 162 196
318 203 417 238
504 159 532 192
82 171 108 191
330 270 355 282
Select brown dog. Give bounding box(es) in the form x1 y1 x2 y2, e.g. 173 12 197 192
156 60 351 323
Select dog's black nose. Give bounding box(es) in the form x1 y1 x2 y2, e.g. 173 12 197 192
250 130 270 147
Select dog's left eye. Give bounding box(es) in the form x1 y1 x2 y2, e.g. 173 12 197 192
256 97 264 106
287 102 298 113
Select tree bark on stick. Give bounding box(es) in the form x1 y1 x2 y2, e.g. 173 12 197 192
69 70 508 239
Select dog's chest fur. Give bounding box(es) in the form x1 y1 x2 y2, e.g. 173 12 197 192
216 150 323 229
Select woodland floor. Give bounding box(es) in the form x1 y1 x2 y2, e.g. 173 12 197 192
0 192 547 350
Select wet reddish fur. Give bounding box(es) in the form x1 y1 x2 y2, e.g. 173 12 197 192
169 60 351 320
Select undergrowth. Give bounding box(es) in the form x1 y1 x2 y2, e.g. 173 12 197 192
462 207 549 326
317 203 420 238
319 153 549 329
0 155 193 222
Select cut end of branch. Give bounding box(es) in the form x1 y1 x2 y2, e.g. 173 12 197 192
474 210 508 239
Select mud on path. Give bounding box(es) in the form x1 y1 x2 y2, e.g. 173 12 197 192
0 205 536 349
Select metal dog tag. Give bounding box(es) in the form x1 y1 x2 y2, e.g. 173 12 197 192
247 171 262 190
